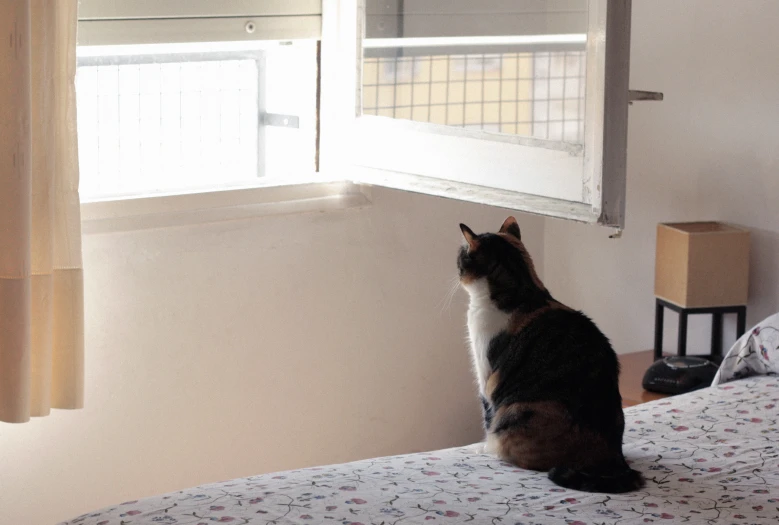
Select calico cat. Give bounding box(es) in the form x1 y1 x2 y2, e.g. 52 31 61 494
457 216 644 494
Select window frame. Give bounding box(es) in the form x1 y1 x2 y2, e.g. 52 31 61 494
319 0 632 227
77 0 322 46
75 0 340 224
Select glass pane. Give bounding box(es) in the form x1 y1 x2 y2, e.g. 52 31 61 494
76 41 317 199
363 0 587 145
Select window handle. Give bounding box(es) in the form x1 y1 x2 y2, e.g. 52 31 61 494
261 113 300 128
628 90 664 105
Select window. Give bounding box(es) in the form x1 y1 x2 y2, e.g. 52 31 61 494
78 0 637 228
321 0 634 227
76 1 319 200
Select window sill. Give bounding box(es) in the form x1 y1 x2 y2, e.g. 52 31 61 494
80 179 372 234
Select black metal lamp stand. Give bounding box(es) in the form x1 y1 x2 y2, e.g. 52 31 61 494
653 298 747 361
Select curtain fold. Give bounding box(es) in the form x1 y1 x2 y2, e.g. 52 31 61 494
0 0 84 424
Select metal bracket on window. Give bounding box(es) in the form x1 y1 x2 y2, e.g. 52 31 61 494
628 90 664 105
261 113 299 128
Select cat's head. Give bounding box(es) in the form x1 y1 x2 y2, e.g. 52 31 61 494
457 217 549 311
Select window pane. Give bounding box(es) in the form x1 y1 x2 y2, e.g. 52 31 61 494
76 41 316 199
362 0 587 145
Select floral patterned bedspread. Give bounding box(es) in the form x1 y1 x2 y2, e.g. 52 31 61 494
61 377 779 525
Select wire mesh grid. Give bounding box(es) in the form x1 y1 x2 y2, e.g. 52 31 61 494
362 50 585 144
76 57 260 197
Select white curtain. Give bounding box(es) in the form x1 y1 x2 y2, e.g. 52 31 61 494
0 0 84 423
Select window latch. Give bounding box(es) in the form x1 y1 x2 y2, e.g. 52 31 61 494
628 90 664 105
261 113 300 128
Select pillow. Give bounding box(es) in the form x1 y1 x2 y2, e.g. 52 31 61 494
712 312 779 385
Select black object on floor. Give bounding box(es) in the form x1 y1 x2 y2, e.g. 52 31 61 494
642 356 720 395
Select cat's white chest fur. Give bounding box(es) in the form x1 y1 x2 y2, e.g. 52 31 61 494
463 279 510 395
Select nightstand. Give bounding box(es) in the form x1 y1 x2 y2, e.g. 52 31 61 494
618 350 671 407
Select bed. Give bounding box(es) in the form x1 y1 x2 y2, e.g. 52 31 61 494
60 315 779 525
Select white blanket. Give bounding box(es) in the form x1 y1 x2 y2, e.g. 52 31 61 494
61 376 779 525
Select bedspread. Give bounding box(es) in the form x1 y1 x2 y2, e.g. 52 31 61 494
61 377 779 525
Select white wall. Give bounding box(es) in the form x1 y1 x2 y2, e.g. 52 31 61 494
0 188 544 525
544 0 779 354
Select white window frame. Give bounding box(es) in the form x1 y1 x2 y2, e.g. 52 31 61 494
77 0 322 46
319 0 632 227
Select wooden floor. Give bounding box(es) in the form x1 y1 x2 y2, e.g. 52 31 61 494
618 350 670 407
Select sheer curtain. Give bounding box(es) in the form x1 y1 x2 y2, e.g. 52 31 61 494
0 0 84 423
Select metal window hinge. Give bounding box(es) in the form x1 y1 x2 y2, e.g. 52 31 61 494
261 113 300 128
629 90 664 105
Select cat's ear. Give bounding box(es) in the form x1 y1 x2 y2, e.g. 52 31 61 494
460 223 479 251
499 216 521 240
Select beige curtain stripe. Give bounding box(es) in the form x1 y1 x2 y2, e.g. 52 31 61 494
50 269 85 410
53 0 83 271
0 278 32 423
30 274 53 417
0 2 32 280
31 0 55 275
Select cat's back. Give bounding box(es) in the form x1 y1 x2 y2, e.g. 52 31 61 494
489 305 619 386
519 306 614 354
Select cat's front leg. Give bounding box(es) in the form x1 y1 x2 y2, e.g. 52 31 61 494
476 395 498 455
474 432 499 456
480 395 494 431
483 432 499 455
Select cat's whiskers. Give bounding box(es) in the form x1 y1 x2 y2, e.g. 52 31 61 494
437 276 462 315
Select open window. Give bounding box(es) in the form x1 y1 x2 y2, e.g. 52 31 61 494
320 0 635 227
76 0 644 229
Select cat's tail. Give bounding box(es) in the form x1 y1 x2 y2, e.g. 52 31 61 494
548 459 645 494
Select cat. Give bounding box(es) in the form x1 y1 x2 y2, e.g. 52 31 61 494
457 216 644 494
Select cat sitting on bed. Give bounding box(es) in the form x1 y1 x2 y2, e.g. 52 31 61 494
458 216 644 494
